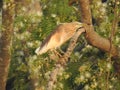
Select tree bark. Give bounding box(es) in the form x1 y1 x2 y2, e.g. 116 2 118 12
0 0 15 90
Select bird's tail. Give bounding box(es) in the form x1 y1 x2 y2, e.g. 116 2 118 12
35 45 48 55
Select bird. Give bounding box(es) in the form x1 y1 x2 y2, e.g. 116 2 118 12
35 21 83 55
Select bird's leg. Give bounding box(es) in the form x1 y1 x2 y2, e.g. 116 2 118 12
52 49 62 58
49 49 62 61
58 48 65 55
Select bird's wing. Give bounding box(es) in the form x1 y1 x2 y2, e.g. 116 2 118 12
35 24 64 55
40 24 63 49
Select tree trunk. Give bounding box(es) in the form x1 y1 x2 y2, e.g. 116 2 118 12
0 0 15 90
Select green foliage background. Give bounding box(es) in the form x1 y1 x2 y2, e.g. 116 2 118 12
7 0 120 90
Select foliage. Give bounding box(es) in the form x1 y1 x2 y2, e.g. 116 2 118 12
7 0 120 90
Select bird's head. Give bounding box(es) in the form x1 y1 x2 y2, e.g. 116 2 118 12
72 21 83 30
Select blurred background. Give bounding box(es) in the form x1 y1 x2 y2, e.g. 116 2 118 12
1 0 120 90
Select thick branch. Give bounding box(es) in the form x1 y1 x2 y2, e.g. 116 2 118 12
84 24 118 57
79 0 118 58
79 0 92 24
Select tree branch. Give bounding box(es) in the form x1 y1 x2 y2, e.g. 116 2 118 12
79 0 92 24
78 0 118 58
47 28 85 90
77 0 120 76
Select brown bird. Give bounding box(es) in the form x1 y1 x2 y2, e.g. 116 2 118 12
35 22 83 55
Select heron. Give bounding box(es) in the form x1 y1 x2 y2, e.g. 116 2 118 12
35 22 84 55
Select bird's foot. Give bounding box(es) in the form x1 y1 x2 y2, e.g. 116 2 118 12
53 49 62 58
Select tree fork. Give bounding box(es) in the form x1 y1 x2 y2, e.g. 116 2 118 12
78 0 120 74
78 0 118 57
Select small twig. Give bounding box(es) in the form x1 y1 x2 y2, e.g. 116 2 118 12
46 64 63 90
46 27 85 90
106 0 119 90
109 0 118 54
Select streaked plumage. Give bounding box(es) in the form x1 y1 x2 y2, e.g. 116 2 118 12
35 22 83 55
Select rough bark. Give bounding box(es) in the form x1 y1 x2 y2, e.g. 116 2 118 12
0 0 14 90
